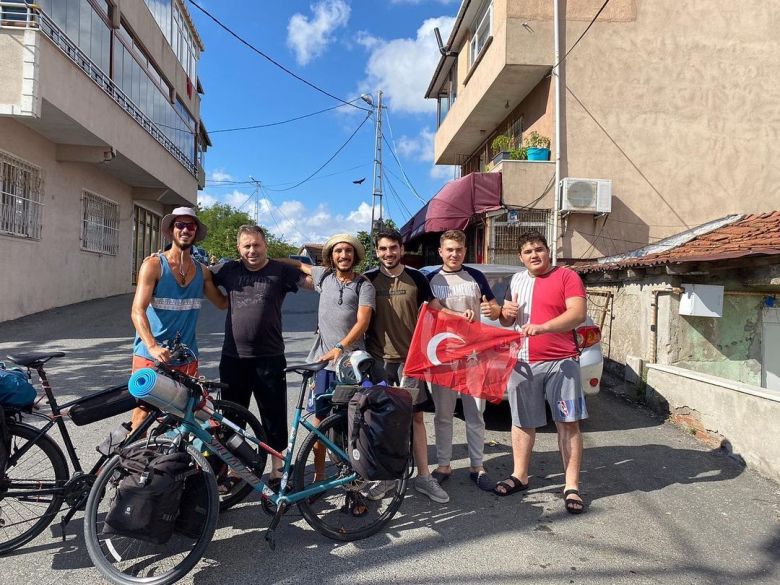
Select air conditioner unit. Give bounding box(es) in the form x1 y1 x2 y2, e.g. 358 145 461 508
560 178 612 213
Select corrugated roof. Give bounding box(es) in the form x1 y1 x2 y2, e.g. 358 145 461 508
574 211 780 273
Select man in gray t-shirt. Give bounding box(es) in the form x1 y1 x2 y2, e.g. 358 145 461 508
283 233 375 420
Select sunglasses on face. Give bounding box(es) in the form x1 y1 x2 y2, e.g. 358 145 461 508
174 221 197 231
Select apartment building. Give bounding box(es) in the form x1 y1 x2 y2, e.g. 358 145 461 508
409 0 780 264
0 0 209 322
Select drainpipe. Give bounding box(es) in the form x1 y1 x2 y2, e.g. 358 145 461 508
551 0 562 265
650 287 684 363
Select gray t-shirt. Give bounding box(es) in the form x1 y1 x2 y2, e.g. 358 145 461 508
307 266 376 370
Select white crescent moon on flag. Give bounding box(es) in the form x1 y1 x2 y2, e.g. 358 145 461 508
426 332 465 366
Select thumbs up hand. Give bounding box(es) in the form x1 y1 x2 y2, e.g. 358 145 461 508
479 295 496 320
501 291 520 322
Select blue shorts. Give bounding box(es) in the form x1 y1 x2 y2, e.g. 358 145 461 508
307 369 337 419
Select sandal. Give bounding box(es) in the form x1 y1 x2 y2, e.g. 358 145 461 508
469 470 494 492
564 489 585 514
431 469 452 484
493 475 528 496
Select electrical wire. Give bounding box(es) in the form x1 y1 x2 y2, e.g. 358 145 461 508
552 0 612 70
382 110 427 205
265 112 373 192
187 0 371 112
210 100 362 133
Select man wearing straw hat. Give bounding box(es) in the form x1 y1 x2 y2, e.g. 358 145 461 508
129 206 225 430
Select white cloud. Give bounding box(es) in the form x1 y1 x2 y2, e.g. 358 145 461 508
390 0 459 4
429 164 457 180
394 127 435 162
197 190 374 245
287 0 351 66
358 16 455 114
209 169 233 182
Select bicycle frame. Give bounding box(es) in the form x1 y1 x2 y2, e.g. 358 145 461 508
171 374 356 509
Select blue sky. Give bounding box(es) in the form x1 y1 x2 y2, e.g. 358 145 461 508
190 0 458 246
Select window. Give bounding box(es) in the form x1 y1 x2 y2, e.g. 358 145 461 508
0 151 42 240
436 62 458 128
469 1 493 66
132 205 161 283
489 209 552 264
81 191 119 255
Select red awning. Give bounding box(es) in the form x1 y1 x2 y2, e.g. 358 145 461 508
400 172 502 242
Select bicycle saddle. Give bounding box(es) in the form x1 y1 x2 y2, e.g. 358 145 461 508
284 361 328 375
6 352 66 368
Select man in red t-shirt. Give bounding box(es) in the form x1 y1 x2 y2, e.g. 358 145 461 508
491 231 588 513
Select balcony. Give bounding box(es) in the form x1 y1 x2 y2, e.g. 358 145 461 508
491 159 556 209
0 5 197 205
433 7 554 165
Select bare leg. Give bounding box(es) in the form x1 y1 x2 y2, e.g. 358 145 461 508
312 415 325 481
556 420 583 508
130 406 149 433
511 425 536 484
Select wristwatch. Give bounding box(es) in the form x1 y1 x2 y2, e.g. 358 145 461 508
334 343 345 352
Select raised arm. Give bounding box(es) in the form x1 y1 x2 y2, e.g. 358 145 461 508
202 266 227 310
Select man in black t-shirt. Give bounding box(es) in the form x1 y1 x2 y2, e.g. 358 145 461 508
211 225 306 487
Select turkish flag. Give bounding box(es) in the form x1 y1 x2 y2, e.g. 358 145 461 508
404 303 525 403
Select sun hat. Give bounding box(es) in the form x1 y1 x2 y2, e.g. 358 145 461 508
323 233 365 265
160 207 208 243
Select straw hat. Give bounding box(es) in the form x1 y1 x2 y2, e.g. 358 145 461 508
160 207 208 243
323 233 365 265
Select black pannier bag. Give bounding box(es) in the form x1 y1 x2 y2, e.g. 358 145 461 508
347 385 413 481
103 447 193 544
174 473 210 539
69 384 137 427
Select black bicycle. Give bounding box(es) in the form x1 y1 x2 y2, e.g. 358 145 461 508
0 344 266 556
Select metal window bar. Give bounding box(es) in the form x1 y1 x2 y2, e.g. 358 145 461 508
81 191 119 255
488 209 552 264
0 151 43 239
23 8 197 175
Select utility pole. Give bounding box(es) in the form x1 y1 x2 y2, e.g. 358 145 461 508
366 90 384 235
249 176 261 225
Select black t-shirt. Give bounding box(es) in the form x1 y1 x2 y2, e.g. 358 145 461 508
211 259 301 358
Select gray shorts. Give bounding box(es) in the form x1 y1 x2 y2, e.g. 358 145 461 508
507 358 588 428
370 359 432 412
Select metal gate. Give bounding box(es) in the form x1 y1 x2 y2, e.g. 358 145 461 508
488 209 552 264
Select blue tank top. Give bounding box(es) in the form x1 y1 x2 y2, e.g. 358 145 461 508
133 255 203 362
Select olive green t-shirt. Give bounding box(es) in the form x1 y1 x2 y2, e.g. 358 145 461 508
364 266 433 361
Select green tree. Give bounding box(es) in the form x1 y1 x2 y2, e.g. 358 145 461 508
197 203 298 260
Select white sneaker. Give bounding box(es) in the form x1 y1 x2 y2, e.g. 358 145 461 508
365 480 396 501
414 474 449 503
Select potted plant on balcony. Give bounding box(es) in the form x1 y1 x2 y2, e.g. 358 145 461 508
523 131 551 161
490 134 515 165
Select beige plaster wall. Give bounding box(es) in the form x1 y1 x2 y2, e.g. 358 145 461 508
561 0 780 257
645 364 780 483
0 30 24 104
0 119 135 322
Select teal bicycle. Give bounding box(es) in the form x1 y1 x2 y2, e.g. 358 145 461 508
83 357 408 585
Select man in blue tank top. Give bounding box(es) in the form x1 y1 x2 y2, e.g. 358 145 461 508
130 207 225 429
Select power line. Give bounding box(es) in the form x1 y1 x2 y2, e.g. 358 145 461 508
382 109 427 205
210 100 361 133
552 0 612 70
187 0 371 113
265 112 373 192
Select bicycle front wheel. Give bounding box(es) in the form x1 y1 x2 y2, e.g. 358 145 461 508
83 438 218 585
294 412 407 542
0 422 69 555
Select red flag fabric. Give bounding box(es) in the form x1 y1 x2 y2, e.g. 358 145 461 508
404 304 525 403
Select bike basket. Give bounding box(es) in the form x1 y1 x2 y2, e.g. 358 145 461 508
69 384 137 426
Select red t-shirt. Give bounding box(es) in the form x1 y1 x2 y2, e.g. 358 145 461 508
505 266 586 362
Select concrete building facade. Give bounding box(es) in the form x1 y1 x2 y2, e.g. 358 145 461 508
419 0 780 263
0 1 208 322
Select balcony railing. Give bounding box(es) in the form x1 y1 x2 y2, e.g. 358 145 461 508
0 2 196 176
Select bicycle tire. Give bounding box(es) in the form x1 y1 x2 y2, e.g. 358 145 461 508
0 422 69 555
294 412 407 542
209 400 268 511
84 438 218 585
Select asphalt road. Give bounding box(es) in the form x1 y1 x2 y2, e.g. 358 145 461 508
0 291 778 585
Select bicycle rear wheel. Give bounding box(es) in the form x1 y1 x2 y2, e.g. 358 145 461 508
294 412 407 542
84 438 218 585
0 422 69 555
